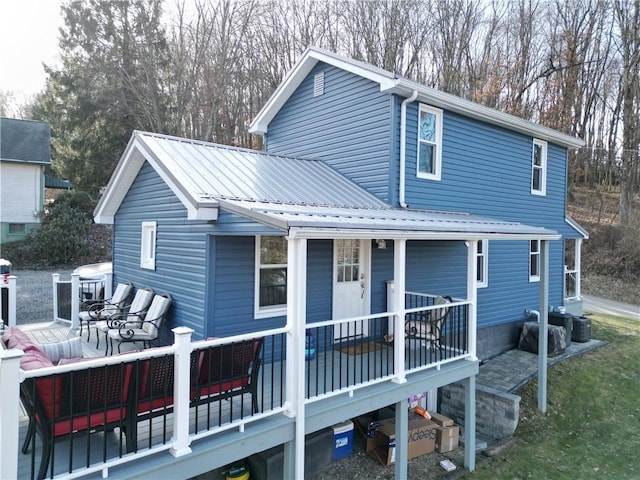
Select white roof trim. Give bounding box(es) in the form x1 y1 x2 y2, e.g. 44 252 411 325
249 46 584 149
289 227 561 241
94 131 220 224
565 216 589 239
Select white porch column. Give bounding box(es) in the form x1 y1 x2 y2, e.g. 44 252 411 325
538 240 550 413
575 238 582 299
0 348 23 480
70 272 80 332
170 326 194 457
284 237 307 480
392 238 407 384
466 241 478 360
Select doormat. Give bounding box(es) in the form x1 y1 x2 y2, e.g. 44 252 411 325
336 342 383 355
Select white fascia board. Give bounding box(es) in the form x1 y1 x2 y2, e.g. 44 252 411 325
384 80 585 149
288 227 561 241
565 217 589 239
216 199 289 231
94 134 146 224
249 47 396 135
94 131 220 224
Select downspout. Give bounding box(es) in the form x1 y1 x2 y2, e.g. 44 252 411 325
399 90 418 208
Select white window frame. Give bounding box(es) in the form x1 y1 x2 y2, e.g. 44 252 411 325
254 236 288 319
529 239 540 282
531 139 547 196
477 239 488 288
140 221 157 270
416 104 443 181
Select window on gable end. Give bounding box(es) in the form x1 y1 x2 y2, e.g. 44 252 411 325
255 236 288 318
417 104 443 181
477 240 488 288
531 139 547 195
140 221 157 270
529 239 540 282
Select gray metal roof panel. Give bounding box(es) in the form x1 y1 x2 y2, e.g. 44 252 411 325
218 199 557 237
138 132 388 209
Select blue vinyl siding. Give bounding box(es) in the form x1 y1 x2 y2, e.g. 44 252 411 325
266 63 392 201
209 238 334 337
113 162 211 337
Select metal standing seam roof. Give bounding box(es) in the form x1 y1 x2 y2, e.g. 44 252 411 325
96 131 559 240
139 132 388 209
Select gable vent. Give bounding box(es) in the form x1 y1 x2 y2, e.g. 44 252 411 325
313 72 325 97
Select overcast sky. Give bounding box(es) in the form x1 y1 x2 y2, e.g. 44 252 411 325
0 0 64 99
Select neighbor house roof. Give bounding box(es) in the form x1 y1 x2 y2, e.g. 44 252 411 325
45 175 73 189
249 47 585 150
95 131 559 240
0 117 51 165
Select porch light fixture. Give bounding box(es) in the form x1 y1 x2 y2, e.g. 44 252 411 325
376 239 387 249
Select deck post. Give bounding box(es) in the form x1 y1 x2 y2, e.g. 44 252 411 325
463 374 476 471
284 237 307 480
0 348 23 480
538 240 550 413
104 272 113 299
392 238 407 384
6 275 17 327
52 273 60 322
70 273 80 332
394 397 409 479
466 240 478 360
170 326 194 457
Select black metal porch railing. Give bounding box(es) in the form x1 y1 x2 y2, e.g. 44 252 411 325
404 292 469 370
304 314 395 400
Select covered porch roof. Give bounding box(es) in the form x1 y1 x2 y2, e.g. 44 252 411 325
95 131 559 241
217 197 560 241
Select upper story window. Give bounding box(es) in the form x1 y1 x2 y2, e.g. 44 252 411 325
417 104 443 181
255 236 288 318
529 239 540 282
531 139 547 196
477 240 488 288
140 221 157 270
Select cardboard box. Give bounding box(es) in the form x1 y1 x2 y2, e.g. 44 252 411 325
435 425 459 453
367 413 436 466
430 413 454 427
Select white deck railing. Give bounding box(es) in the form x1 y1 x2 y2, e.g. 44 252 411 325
1 290 473 479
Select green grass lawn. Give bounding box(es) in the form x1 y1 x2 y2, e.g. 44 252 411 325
464 314 640 479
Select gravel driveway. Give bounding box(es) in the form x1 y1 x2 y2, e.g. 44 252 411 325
12 269 72 325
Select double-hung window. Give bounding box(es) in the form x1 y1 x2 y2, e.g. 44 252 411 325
255 236 287 318
140 221 157 270
477 240 488 288
529 240 540 282
417 104 443 180
531 139 547 195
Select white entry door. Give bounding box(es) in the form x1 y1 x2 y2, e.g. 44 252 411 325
333 239 370 341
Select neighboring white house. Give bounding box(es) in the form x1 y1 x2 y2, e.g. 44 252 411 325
0 118 51 243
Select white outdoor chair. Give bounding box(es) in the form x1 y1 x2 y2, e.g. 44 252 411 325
79 282 133 342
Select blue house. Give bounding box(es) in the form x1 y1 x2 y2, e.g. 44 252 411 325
93 47 586 478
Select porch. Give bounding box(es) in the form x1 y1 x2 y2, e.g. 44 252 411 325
2 293 477 480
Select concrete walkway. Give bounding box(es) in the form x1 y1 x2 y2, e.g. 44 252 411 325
583 294 639 320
